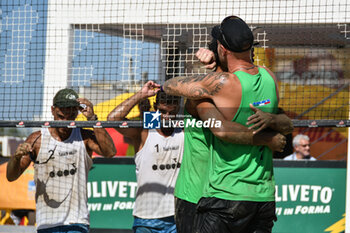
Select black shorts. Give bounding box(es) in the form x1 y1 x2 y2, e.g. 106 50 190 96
174 197 197 233
194 197 277 233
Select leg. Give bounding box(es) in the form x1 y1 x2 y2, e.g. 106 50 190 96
194 198 258 233
133 216 177 233
133 217 154 233
37 224 89 233
193 206 227 233
246 202 276 233
174 197 197 233
134 227 153 233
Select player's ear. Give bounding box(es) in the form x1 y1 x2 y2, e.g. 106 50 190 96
220 44 228 55
51 106 55 115
218 43 226 56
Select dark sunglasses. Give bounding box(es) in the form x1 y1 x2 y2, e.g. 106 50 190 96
29 133 57 164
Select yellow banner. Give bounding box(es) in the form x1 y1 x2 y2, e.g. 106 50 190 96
0 163 35 210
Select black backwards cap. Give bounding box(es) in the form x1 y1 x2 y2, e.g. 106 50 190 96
212 16 254 53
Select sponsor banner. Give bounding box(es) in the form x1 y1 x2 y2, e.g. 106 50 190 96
273 166 346 233
88 163 137 229
88 160 345 231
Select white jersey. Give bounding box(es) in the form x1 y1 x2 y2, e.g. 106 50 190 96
133 128 184 219
34 128 92 230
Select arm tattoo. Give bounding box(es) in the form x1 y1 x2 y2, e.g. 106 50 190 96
163 72 228 99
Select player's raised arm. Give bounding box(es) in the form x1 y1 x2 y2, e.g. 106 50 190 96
162 72 229 100
107 81 159 138
77 97 116 157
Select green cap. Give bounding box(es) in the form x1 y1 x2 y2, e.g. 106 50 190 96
53 88 80 108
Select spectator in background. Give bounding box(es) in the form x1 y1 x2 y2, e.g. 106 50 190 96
284 134 316 160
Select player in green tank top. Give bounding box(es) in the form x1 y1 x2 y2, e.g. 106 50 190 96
173 41 292 233
174 96 289 233
203 68 279 202
173 107 212 233
174 108 212 204
163 16 293 233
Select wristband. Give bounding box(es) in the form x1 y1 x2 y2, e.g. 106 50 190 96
88 114 98 121
160 85 164 92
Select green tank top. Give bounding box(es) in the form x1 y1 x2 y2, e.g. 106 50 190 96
203 67 278 202
174 108 212 204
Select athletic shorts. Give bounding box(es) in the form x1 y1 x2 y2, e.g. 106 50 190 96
37 224 89 233
174 197 197 233
194 197 277 233
133 216 177 233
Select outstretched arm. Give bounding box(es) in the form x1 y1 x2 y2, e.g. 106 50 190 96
195 100 286 152
163 72 229 100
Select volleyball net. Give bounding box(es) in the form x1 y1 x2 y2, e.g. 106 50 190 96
0 0 349 129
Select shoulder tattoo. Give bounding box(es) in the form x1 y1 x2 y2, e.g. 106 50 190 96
164 72 228 98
